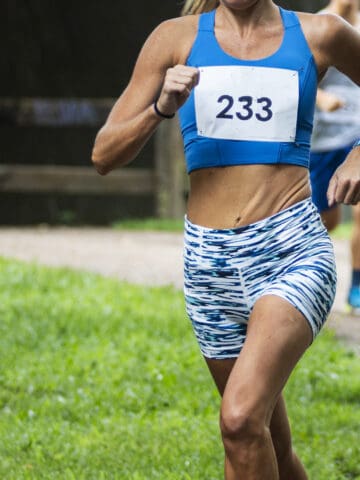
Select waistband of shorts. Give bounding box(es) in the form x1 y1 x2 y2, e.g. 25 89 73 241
184 197 316 237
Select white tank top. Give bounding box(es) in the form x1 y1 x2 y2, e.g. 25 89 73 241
311 14 360 152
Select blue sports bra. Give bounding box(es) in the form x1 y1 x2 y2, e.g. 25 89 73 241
178 8 318 174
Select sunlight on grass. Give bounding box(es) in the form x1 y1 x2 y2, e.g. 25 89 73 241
113 217 184 232
113 218 355 239
330 221 353 240
0 258 359 479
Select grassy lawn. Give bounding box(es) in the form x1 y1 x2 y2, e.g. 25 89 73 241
331 221 353 240
113 216 354 240
0 258 359 479
113 218 184 232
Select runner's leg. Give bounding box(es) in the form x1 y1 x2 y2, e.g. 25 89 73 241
205 295 311 479
206 357 308 479
348 203 360 308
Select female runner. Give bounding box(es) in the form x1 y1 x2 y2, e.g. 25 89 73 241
92 1 360 477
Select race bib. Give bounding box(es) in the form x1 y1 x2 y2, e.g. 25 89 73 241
194 66 299 142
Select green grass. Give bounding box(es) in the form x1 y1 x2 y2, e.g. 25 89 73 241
0 258 359 479
331 221 353 240
113 218 184 232
113 217 354 239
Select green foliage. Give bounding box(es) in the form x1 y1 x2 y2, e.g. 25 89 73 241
112 218 184 232
331 221 353 240
113 218 353 240
0 258 359 479
113 218 354 237
286 332 360 480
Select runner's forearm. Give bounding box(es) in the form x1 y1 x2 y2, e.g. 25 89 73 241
92 104 163 175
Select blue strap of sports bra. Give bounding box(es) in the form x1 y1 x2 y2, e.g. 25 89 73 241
280 8 301 28
198 7 299 32
198 9 216 31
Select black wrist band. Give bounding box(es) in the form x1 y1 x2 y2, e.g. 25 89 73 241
153 101 175 119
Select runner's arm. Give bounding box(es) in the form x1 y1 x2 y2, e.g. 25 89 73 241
319 14 360 205
316 88 344 112
320 14 360 84
91 19 198 175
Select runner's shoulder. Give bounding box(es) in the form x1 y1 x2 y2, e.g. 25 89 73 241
146 15 199 64
297 11 351 51
154 16 199 44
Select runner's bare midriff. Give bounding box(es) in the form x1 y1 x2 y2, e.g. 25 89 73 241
187 164 311 229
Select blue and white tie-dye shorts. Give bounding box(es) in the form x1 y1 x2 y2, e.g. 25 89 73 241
183 198 337 359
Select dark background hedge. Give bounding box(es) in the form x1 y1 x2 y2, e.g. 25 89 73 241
0 0 328 224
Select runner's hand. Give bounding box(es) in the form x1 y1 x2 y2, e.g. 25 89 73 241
156 65 199 116
316 90 344 112
327 147 360 206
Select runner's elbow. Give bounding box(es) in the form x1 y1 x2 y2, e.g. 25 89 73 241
91 128 116 175
91 148 112 176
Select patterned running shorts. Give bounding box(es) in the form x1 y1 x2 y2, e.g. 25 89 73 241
183 198 337 359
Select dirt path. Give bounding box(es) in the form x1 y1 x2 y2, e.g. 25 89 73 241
0 227 358 354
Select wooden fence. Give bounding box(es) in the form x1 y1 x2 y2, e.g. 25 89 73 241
0 98 187 219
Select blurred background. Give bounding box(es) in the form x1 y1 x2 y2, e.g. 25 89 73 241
1 0 329 226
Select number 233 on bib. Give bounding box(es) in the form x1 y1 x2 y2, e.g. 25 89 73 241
194 66 299 143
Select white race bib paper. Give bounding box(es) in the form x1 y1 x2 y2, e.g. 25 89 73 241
194 66 299 142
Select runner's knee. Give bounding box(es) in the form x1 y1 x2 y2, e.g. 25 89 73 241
220 398 268 444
